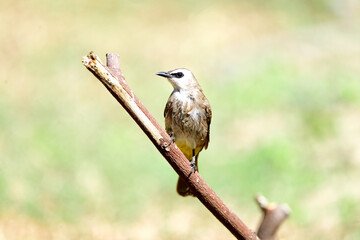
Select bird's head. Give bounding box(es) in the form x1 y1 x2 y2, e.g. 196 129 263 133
156 68 200 91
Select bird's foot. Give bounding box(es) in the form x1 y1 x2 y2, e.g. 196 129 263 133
189 155 197 176
187 149 197 178
164 133 175 148
190 161 197 173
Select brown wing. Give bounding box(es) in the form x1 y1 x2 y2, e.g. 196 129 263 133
164 93 174 134
204 99 212 149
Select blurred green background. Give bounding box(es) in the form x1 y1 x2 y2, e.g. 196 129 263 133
1 0 360 239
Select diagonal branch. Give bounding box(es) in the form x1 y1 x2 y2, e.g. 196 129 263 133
82 52 259 240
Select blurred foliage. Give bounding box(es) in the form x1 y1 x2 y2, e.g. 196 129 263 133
0 0 360 239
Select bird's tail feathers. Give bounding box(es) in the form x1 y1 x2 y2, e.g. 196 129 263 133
176 154 199 197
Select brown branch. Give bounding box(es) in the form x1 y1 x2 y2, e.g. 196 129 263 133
82 52 259 240
255 195 291 240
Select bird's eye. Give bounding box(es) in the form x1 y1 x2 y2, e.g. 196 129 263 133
171 72 184 78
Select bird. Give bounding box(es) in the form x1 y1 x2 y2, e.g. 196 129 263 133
156 68 212 197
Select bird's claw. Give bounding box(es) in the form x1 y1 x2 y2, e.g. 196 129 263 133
164 133 175 148
190 161 197 174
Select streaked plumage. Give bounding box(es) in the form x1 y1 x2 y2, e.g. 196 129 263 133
157 68 212 196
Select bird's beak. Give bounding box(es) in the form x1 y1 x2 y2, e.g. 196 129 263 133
156 72 172 78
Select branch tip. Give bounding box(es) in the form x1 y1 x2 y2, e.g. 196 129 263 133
81 56 91 66
255 194 269 211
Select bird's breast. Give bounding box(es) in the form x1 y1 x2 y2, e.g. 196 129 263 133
167 91 208 149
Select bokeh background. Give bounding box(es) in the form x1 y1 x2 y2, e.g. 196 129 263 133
1 0 360 239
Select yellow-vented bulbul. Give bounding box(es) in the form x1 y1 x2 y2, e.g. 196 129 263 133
157 69 212 197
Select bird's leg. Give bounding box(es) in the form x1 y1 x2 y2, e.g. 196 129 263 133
190 149 197 173
164 132 175 148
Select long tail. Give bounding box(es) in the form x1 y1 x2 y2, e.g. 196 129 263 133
176 154 199 197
